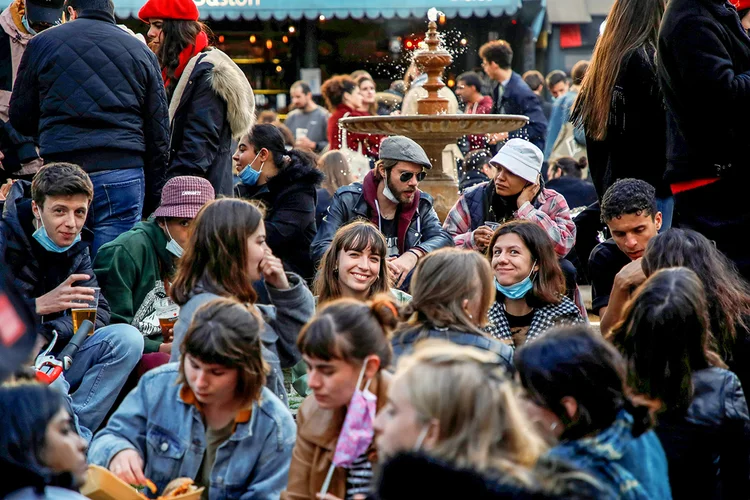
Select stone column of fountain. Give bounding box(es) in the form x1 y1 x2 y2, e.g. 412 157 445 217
339 13 529 221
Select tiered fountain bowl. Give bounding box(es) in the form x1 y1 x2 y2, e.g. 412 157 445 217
340 18 528 221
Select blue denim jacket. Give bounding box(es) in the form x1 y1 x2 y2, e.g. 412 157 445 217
88 364 296 500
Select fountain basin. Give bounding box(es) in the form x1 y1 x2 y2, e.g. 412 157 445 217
339 113 529 220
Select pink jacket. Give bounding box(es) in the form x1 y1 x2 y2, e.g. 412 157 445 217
0 6 33 123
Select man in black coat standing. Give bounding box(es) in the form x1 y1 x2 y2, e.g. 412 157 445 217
659 0 750 280
8 0 170 258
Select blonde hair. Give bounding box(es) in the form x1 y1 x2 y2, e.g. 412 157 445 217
394 340 547 483
317 150 355 196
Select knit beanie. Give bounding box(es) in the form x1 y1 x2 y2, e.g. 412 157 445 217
138 0 200 22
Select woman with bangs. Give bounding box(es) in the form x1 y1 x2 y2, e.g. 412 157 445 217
390 248 514 368
90 298 296 499
168 198 316 406
283 297 399 500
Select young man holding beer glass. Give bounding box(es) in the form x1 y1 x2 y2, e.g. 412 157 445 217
94 176 215 359
0 163 143 442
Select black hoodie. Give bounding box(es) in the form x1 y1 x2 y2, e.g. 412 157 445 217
236 151 323 282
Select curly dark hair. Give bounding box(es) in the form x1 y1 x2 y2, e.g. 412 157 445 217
321 75 357 112
600 178 656 223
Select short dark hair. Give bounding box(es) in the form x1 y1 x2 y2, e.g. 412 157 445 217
291 80 312 95
571 60 589 86
457 72 483 93
463 149 491 173
515 325 652 441
179 298 268 403
600 178 657 223
550 156 587 179
522 70 544 92
64 0 114 12
478 40 513 69
31 163 94 208
546 70 567 89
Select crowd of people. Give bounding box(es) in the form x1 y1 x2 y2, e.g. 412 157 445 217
1 0 750 499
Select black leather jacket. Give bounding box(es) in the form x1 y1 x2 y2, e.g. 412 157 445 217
655 367 750 499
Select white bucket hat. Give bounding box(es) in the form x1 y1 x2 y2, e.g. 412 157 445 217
489 138 544 183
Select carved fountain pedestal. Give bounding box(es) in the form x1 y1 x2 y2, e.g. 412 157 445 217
340 20 528 221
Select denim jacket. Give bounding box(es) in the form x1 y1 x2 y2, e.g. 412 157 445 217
88 364 296 500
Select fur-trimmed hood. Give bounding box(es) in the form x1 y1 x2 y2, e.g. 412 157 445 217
169 47 255 139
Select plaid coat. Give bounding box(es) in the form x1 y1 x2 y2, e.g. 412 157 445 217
486 296 583 348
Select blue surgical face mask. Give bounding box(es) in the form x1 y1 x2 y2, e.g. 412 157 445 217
164 224 183 258
495 260 537 300
32 217 81 253
239 151 264 186
21 14 38 35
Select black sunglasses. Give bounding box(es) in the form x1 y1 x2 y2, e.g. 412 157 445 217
399 171 426 182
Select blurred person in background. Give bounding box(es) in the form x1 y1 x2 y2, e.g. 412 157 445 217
315 150 356 228
286 80 330 153
546 157 597 212
545 61 589 162
522 70 553 120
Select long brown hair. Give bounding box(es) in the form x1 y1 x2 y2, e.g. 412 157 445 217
154 19 213 99
170 198 265 306
571 0 665 140
318 150 355 196
487 220 565 306
314 220 390 305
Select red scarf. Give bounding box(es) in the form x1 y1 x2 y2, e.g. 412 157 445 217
162 31 209 88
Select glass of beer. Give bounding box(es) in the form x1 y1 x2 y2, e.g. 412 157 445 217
72 287 100 335
154 298 179 340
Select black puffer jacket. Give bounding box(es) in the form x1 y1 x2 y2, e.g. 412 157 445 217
167 48 255 197
655 367 750 499
659 0 750 184
236 151 323 282
8 9 170 214
0 181 110 347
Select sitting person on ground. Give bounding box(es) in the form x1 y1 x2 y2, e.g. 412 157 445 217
589 178 661 334
0 163 143 441
169 198 315 406
546 157 597 213
234 124 323 283
611 267 750 499
390 248 513 368
315 150 356 229
94 176 214 357
642 228 750 393
89 298 296 499
458 149 495 193
444 139 575 258
282 297 398 500
0 383 89 500
311 135 453 291
374 339 607 499
515 326 673 499
486 221 583 348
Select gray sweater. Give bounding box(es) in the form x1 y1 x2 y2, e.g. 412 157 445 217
284 106 330 152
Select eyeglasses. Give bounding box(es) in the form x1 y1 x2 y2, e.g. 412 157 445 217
399 171 426 183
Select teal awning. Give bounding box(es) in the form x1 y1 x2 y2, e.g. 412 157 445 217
111 0 523 21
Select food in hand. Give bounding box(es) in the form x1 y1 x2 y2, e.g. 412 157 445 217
158 477 199 498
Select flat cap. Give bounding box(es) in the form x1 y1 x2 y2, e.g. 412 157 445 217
379 136 432 169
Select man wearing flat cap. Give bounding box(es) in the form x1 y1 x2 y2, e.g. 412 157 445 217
311 135 453 289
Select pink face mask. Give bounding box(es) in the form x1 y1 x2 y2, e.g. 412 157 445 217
320 359 377 496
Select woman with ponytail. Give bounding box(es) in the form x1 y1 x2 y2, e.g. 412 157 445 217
139 0 255 197
390 247 513 369
611 268 750 499
283 297 398 500
546 156 597 212
515 325 672 499
233 124 323 282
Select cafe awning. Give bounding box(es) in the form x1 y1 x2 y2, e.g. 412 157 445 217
109 0 523 21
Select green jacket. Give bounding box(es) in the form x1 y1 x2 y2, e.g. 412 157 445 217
93 220 176 353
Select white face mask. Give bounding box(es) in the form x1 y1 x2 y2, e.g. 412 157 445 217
382 183 400 204
164 224 184 258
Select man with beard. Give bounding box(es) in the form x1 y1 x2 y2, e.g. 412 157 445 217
311 136 453 289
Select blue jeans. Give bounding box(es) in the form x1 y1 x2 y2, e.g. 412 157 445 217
63 323 143 438
87 168 145 259
656 196 674 232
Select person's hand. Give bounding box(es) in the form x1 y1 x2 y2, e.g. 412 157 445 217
163 327 174 344
387 252 419 288
488 132 509 145
295 136 316 150
0 179 14 201
472 226 494 250
158 342 172 354
614 258 647 291
109 449 147 486
517 182 541 208
260 250 290 290
35 274 95 315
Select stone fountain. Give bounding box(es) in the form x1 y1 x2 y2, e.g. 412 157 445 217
339 11 528 221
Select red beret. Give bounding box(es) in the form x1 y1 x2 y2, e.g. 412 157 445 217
138 0 200 22
733 0 750 11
